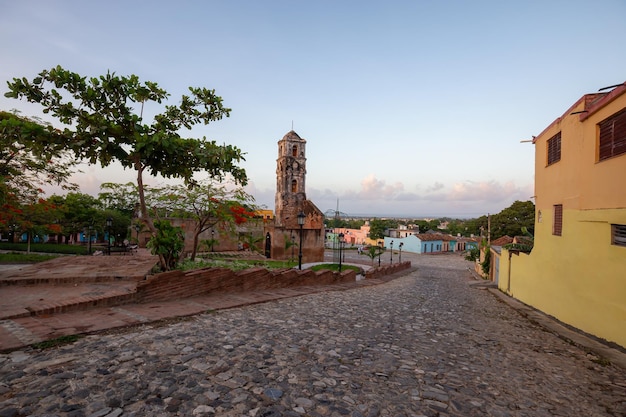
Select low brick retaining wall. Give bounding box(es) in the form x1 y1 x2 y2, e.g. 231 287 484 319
136 267 357 303
136 261 412 303
364 261 411 279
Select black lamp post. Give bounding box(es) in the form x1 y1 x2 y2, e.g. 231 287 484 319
211 229 215 252
106 217 112 255
338 233 344 272
88 222 93 255
399 242 403 263
134 224 140 245
378 241 383 266
297 211 305 270
291 233 295 262
390 240 394 264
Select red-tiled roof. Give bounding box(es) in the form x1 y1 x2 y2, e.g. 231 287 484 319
491 236 514 246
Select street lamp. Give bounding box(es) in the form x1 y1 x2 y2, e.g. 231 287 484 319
211 229 215 252
378 241 383 267
297 211 305 270
88 222 93 255
291 233 295 262
106 217 112 255
390 240 394 264
399 242 403 263
134 224 140 246
338 233 344 272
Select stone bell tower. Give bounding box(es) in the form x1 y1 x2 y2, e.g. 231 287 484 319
275 130 307 227
265 129 324 262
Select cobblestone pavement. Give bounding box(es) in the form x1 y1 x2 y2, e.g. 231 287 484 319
1 254 625 417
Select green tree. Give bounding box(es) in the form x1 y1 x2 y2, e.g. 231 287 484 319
490 200 535 239
97 182 140 216
368 218 398 239
148 180 257 260
363 245 385 266
6 66 247 270
49 192 101 243
0 111 77 205
147 220 184 271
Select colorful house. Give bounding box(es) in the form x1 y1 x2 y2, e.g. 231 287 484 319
500 82 626 348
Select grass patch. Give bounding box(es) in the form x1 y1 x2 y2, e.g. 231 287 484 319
0 252 59 263
310 263 362 273
0 242 89 255
32 334 81 350
178 257 296 272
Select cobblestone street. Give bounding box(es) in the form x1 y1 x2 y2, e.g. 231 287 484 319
1 254 624 417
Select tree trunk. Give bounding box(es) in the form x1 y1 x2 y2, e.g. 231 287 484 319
135 159 167 270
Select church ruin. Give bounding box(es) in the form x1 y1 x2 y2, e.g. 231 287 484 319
264 130 325 262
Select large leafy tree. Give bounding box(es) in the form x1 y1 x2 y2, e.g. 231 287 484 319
6 66 248 269
490 200 535 239
368 218 399 240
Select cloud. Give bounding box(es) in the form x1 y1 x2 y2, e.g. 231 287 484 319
427 180 533 203
426 181 444 192
307 177 534 218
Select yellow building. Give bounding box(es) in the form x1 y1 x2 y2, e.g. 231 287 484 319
500 83 626 348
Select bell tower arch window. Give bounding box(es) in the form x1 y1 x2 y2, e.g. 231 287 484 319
292 145 298 157
291 179 297 192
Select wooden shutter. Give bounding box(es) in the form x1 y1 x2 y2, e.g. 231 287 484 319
599 108 626 161
553 204 563 236
612 224 626 247
547 132 561 165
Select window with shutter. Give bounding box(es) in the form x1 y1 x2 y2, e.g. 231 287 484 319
598 108 626 161
553 204 563 236
612 224 626 247
547 132 561 165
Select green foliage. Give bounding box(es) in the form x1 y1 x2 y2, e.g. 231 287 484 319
325 217 365 229
0 252 58 263
480 245 491 275
369 218 398 239
412 219 440 234
310 264 363 273
178 258 292 271
0 110 77 205
465 246 480 262
240 232 264 253
146 220 185 271
97 182 139 216
490 200 535 240
0 242 89 254
32 335 81 349
6 66 248 271
363 245 385 265
147 180 257 260
503 226 535 253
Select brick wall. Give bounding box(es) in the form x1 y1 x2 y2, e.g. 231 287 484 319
136 266 358 303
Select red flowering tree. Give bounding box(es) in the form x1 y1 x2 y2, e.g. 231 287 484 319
148 180 258 260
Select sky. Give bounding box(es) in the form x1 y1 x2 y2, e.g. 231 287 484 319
1 1 625 219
